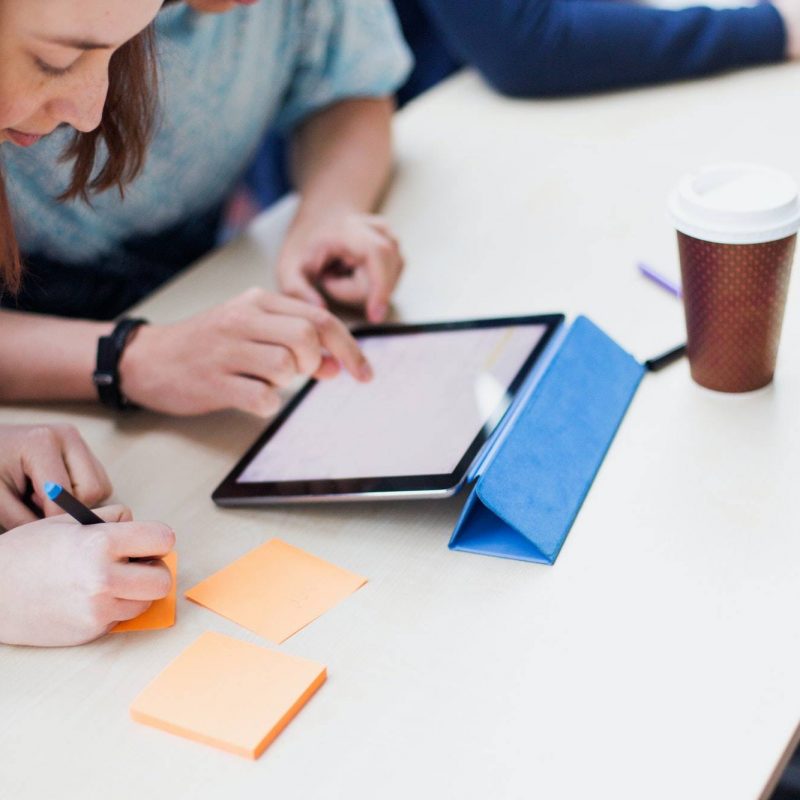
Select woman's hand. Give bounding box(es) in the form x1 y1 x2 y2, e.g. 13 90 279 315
119 288 372 417
0 506 175 647
0 424 112 530
277 211 404 323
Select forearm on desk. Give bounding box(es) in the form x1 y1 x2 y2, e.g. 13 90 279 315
287 98 395 222
417 0 786 96
0 310 111 401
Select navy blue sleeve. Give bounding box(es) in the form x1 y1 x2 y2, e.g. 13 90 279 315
410 0 787 97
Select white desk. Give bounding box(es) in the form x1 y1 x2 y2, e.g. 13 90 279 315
3 65 800 799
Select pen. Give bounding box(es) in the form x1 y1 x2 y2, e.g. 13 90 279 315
44 482 153 562
637 262 682 299
645 343 687 372
45 481 105 524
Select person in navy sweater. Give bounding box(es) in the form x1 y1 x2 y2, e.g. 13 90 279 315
245 0 798 209
393 0 798 103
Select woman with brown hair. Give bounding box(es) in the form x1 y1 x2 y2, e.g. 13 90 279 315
0 0 174 647
0 0 406 418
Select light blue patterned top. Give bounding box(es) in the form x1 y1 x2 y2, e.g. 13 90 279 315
5 0 412 271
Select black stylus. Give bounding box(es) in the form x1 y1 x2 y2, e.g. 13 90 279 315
45 482 154 562
645 344 687 372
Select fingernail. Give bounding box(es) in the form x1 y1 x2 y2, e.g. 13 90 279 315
371 303 388 322
359 361 374 381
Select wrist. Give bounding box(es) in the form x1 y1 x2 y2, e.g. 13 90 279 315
117 323 156 409
289 199 360 234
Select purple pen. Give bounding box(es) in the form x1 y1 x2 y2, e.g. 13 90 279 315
637 262 682 299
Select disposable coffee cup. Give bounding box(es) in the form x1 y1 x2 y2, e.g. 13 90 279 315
669 163 800 392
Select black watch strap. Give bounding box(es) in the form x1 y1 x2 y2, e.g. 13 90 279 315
93 317 148 410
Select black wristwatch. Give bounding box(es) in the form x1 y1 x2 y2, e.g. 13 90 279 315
93 317 148 410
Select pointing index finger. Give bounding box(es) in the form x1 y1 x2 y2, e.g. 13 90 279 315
252 293 372 381
311 309 372 382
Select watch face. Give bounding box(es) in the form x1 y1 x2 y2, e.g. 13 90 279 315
93 372 114 387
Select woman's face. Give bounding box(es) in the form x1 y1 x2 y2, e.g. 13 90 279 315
0 0 163 147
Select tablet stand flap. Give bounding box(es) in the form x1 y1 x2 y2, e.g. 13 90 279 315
448 316 644 565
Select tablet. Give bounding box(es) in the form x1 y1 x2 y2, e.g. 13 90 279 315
213 314 565 505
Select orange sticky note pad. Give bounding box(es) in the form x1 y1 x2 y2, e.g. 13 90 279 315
130 631 326 759
185 538 366 643
112 552 178 633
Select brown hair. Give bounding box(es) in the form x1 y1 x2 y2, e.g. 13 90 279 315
0 24 160 293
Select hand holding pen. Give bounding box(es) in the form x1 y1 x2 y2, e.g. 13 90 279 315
45 482 171 563
0 498 174 647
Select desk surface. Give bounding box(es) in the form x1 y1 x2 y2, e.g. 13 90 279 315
3 65 800 800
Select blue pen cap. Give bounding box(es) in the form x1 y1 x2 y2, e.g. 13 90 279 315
44 482 63 501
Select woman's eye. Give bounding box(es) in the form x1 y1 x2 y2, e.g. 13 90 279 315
33 56 73 78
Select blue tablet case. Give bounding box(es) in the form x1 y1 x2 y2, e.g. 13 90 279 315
449 316 645 564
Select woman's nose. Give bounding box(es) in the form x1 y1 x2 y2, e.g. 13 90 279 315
47 75 109 134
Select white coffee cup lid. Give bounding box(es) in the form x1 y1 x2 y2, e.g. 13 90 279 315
669 163 800 245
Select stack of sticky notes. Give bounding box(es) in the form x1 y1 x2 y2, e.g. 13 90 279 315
131 631 326 759
130 539 366 759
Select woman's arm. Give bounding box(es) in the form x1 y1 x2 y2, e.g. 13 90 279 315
0 291 372 415
0 310 110 401
277 98 405 323
288 98 394 224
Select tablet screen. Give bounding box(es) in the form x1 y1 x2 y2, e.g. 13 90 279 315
236 322 550 483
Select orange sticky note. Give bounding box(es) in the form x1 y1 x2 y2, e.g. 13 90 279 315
112 552 178 633
130 631 326 759
185 538 366 643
